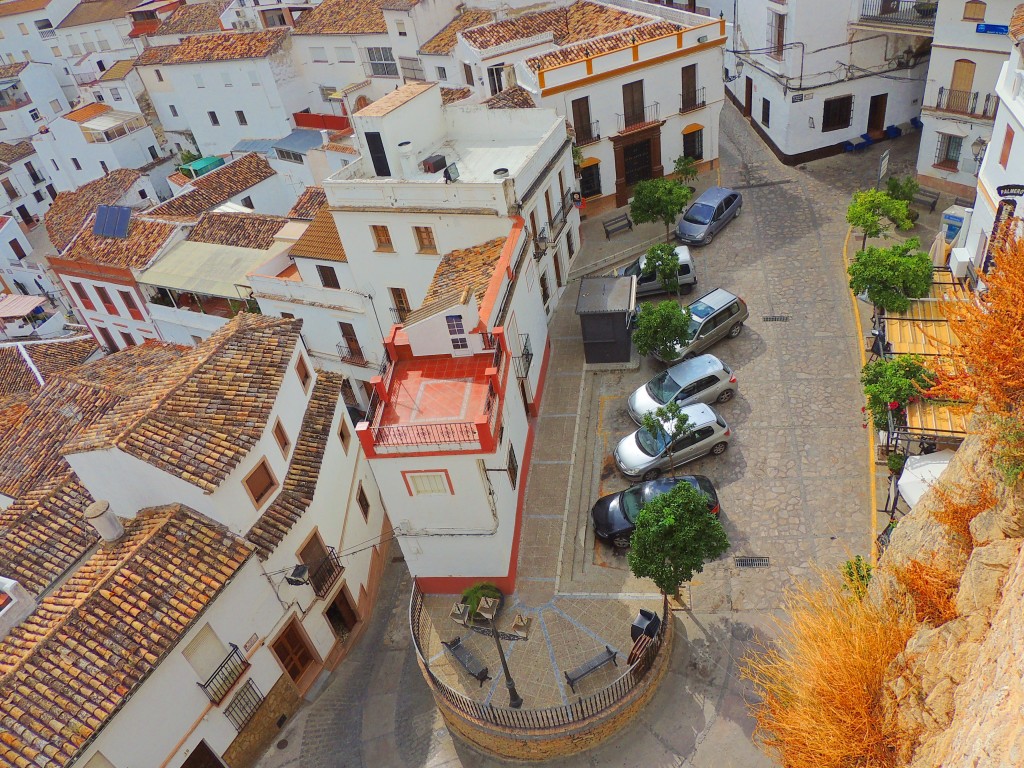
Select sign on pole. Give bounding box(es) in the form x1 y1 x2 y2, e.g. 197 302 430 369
876 149 890 189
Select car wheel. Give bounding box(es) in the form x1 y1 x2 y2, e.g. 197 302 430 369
612 534 631 550
682 282 695 295
710 441 728 456
728 322 743 338
642 468 661 481
704 231 714 245
716 389 735 404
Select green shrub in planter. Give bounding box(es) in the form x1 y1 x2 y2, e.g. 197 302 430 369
887 452 907 475
461 582 502 619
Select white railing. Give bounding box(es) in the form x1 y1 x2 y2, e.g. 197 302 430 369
601 0 716 26
478 32 553 57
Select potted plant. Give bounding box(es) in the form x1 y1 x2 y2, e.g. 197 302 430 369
571 144 584 178
459 582 504 624
887 452 907 476
914 1 938 17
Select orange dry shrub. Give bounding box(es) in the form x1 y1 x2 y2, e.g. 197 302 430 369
928 474 996 551
741 569 916 768
892 559 959 625
929 227 1024 482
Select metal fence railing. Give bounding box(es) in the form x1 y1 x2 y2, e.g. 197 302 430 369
859 0 937 28
198 644 249 704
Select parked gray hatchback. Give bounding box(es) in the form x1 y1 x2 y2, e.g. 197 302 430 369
676 186 742 245
655 288 749 364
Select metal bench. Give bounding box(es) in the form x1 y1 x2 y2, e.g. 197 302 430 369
442 637 490 687
912 189 940 213
602 213 633 240
564 645 617 693
954 196 975 208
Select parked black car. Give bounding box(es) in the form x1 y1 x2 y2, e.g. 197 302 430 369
591 475 720 549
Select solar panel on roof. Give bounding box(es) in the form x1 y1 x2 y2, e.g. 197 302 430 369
92 204 132 238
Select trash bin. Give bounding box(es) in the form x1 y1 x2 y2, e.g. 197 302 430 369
630 609 661 642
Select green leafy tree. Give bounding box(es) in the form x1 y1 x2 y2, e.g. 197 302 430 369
861 354 935 430
673 155 700 186
847 189 914 249
639 400 692 478
848 238 933 312
630 178 692 241
841 555 873 601
632 299 692 359
642 242 682 294
885 175 920 203
627 482 730 606
179 148 202 166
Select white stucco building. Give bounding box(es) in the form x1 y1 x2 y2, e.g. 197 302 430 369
0 60 69 140
916 0 1015 196
725 0 933 163
0 0 77 97
0 313 391 768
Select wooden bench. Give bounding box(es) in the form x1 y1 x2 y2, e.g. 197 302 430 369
602 213 633 240
564 646 617 693
443 637 490 687
954 195 975 208
912 189 940 213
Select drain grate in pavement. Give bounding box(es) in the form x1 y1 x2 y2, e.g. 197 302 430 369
735 556 771 568
762 315 790 322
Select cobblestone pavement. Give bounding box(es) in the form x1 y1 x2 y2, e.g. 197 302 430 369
257 105 939 768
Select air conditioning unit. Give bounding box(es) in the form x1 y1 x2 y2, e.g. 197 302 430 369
949 246 971 278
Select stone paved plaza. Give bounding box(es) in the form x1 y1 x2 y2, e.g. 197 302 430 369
256 104 957 768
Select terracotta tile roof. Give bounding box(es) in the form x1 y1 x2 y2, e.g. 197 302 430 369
441 86 472 104
420 8 493 55
57 0 142 27
422 237 506 307
60 214 178 269
64 101 113 123
0 336 98 400
0 474 97 597
79 314 304 493
289 208 345 262
168 170 190 187
246 371 341 559
462 0 652 50
0 61 28 78
0 0 50 19
484 85 536 109
526 19 680 72
98 59 135 81
326 142 358 154
0 504 252 768
0 342 185 499
148 153 276 217
188 211 288 249
357 81 437 117
155 0 228 36
292 0 388 35
1012 4 1024 42
0 141 33 166
165 28 287 64
44 168 142 252
134 44 176 65
288 186 326 220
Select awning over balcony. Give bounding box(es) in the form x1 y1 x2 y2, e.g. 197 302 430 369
0 294 45 318
139 241 288 298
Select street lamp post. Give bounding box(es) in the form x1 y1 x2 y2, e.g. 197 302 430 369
478 596 522 709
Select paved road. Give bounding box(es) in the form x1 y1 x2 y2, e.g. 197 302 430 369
256 104 928 768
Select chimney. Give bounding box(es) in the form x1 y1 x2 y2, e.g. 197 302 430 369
83 500 125 543
397 140 416 177
0 577 37 640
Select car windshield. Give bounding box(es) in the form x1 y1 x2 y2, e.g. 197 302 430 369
646 370 680 404
622 259 643 277
683 203 715 225
620 486 645 523
636 427 669 456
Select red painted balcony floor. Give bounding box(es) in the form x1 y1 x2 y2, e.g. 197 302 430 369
379 354 492 428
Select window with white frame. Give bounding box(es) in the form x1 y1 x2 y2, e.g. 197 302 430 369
311 46 327 63
409 472 450 495
396 20 407 36
335 46 354 62
111 88 121 101
221 71 232 87
399 57 424 81
248 70 260 86
277 148 303 163
767 11 785 60
366 47 398 77
436 66 447 81
446 314 467 350
194 73 205 88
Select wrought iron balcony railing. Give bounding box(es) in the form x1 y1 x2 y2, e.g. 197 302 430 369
679 87 706 114
934 88 997 118
198 644 249 704
617 102 659 133
859 0 936 29
575 119 600 146
337 340 371 367
308 547 343 598
513 333 533 380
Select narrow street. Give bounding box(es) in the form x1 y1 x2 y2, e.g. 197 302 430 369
256 103 927 768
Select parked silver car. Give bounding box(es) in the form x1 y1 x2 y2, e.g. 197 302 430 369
617 245 696 297
675 186 742 245
614 403 731 480
656 288 749 364
627 354 737 423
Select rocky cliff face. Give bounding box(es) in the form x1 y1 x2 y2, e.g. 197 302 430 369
878 433 1024 767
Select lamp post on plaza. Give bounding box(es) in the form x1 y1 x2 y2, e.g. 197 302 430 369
477 596 522 709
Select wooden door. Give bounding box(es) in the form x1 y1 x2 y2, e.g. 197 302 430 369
338 322 363 362
272 621 316 683
949 59 976 112
571 97 593 142
744 77 753 117
681 64 697 110
181 741 226 768
867 94 887 134
622 80 644 125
